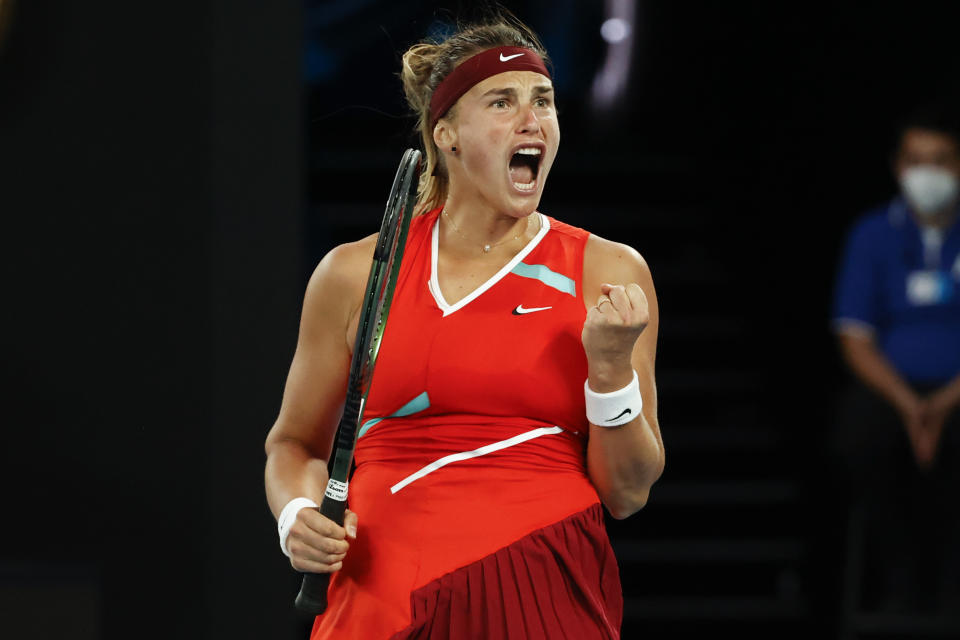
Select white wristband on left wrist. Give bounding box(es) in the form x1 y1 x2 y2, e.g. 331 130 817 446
585 369 643 427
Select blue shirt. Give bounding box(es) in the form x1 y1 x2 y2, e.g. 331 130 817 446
832 198 960 385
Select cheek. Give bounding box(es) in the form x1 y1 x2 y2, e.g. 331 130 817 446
544 132 560 172
460 132 503 176
543 118 560 156
547 115 560 139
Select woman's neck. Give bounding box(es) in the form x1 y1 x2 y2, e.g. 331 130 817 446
440 196 538 256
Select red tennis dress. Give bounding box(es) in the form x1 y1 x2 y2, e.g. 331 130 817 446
311 208 622 639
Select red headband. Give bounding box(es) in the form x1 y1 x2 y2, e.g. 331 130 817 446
429 46 551 127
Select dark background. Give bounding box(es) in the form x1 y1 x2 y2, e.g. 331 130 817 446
1 1 957 638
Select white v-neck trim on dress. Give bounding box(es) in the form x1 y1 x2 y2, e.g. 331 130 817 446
429 213 550 317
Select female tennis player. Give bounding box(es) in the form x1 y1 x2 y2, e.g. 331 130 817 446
265 13 664 639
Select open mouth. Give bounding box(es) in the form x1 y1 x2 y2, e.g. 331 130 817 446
508 147 542 192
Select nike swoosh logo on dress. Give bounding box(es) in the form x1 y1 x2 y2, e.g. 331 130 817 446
500 53 524 62
512 304 553 315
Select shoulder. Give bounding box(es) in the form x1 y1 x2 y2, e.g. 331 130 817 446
847 202 899 241
839 203 902 263
305 208 435 315
303 234 378 323
543 214 590 243
309 234 377 291
584 232 651 284
539 213 648 278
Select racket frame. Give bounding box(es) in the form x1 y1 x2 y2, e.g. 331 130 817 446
295 148 420 615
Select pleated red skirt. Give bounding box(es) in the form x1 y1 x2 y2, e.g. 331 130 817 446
388 503 622 640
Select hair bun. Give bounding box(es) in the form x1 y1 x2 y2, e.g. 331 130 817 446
401 43 442 114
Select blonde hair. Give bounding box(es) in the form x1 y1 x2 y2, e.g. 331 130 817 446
400 13 549 214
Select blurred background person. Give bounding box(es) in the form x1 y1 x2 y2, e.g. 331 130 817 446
831 104 960 615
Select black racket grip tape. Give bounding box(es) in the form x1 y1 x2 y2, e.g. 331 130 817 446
294 496 348 615
337 386 363 451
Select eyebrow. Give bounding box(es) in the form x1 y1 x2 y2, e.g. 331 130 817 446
480 85 555 99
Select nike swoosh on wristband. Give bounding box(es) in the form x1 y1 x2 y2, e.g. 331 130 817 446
500 53 524 62
606 408 632 422
512 304 552 315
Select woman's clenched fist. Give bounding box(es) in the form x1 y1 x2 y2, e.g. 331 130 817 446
582 282 649 391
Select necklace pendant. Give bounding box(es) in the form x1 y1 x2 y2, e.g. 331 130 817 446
483 244 491 253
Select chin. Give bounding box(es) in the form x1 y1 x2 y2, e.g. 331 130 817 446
503 197 542 219
503 181 548 218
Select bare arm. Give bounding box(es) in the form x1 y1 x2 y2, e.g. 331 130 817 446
836 330 942 468
582 236 664 519
929 374 960 412
922 373 960 467
837 331 919 413
264 237 374 571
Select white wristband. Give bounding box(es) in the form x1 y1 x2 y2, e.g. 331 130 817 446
277 497 318 558
585 370 642 427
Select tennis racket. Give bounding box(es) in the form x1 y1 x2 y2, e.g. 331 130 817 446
294 148 421 615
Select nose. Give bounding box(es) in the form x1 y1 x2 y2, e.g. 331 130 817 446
516 104 541 135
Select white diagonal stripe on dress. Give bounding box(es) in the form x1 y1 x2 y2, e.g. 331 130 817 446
390 426 563 494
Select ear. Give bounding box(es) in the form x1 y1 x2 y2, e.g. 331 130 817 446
433 120 457 152
890 129 909 179
890 149 905 180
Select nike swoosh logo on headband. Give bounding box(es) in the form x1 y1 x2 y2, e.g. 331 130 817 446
500 53 524 62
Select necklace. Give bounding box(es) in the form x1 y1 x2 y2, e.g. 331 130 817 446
443 209 539 253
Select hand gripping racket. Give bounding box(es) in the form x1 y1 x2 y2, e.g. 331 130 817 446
294 148 421 615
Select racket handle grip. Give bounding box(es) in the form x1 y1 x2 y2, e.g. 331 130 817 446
294 495 347 616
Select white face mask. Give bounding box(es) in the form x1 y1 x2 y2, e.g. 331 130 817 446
900 165 959 216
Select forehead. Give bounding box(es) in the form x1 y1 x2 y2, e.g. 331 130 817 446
901 127 960 155
464 70 553 98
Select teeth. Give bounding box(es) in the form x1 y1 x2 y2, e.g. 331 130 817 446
515 147 542 155
513 181 536 190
